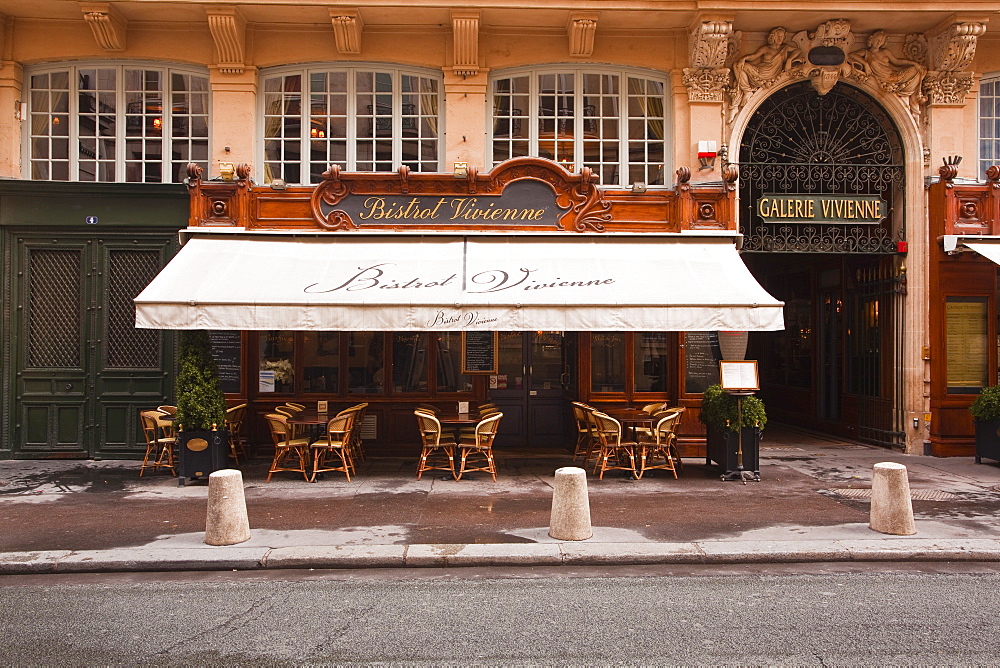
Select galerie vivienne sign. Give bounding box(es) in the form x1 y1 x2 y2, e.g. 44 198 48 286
321 180 564 227
757 194 886 224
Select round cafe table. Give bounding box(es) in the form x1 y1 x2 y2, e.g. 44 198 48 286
604 408 656 440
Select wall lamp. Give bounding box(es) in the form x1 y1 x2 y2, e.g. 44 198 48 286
453 161 469 178
269 178 287 190
630 181 647 194
698 140 718 170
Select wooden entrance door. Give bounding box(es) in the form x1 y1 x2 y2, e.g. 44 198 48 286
489 331 572 448
9 234 175 457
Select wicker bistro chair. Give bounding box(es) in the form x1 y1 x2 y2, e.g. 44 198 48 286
592 412 639 480
337 403 368 464
264 413 312 482
456 412 502 481
571 402 596 460
310 412 357 482
139 409 177 476
414 410 457 480
156 405 178 416
224 403 249 463
636 411 682 479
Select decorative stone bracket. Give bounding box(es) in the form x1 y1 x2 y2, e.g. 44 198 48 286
683 20 737 103
330 9 363 55
80 2 127 52
206 6 246 75
567 13 598 58
452 10 479 77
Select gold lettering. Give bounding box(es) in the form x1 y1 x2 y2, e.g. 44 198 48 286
759 198 770 217
806 199 814 218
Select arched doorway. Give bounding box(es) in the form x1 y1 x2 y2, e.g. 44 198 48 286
738 81 907 447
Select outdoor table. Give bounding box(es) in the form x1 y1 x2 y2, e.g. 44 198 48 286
287 410 334 441
605 408 655 441
434 412 480 480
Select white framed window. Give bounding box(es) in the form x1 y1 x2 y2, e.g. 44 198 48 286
980 74 1000 177
260 65 442 184
26 63 209 183
490 66 669 187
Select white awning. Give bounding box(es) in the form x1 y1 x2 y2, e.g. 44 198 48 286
134 234 785 331
962 241 1000 266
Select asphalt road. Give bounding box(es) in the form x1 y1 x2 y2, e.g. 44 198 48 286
2 567 998 666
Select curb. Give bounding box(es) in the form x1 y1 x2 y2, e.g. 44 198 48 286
4 538 1000 575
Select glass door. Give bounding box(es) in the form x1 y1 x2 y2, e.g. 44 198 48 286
490 332 572 448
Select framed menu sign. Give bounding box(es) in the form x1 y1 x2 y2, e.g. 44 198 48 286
461 331 498 374
719 360 759 391
208 330 242 394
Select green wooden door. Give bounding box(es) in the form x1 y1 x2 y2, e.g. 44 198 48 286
13 234 175 458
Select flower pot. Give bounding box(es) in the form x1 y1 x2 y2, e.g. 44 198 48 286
706 425 761 481
177 428 229 486
974 419 1000 464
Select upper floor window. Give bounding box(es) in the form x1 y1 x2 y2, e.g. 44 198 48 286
491 67 668 187
27 63 209 183
261 66 442 184
980 75 1000 177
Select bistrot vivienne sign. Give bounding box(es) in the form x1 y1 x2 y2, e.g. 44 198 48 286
321 180 563 227
757 194 886 224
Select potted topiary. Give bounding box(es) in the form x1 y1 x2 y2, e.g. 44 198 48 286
700 383 766 481
174 330 230 485
970 385 1000 464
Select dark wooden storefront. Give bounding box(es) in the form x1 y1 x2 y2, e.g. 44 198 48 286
167 157 763 458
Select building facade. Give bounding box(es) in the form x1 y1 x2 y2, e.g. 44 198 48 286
1 1 999 459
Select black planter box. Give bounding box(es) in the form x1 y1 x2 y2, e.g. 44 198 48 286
974 419 1000 464
177 429 229 486
706 426 761 482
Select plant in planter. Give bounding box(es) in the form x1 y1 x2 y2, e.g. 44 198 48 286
700 383 766 481
970 385 1000 464
174 330 229 485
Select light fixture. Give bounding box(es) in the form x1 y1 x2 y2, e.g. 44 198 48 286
152 117 163 131
698 140 718 170
310 127 325 138
269 178 287 190
218 161 235 182
630 181 647 194
453 161 468 178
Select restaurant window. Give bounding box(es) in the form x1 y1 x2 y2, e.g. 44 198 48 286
303 331 340 393
634 332 669 392
590 332 674 396
26 63 209 182
260 65 442 184
490 66 668 187
591 332 626 392
392 333 429 393
436 332 472 392
348 332 385 394
259 330 295 393
980 74 1000 177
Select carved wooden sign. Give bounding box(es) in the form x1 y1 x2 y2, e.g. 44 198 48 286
308 158 612 232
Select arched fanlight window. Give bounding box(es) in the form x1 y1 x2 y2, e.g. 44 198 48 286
26 62 209 183
260 65 443 184
490 66 669 187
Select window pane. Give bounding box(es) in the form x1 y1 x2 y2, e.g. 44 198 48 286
436 332 472 392
591 332 625 392
348 332 384 394
303 331 340 393
259 331 295 393
634 332 669 392
392 332 429 393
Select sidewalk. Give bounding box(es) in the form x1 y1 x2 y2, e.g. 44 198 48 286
3 426 1000 575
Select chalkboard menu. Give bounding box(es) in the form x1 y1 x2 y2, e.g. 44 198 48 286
461 331 498 374
684 331 720 394
208 330 242 394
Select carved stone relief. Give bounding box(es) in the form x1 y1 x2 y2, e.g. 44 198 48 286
724 19 986 126
683 20 738 103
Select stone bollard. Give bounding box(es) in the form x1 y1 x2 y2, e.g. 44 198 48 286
205 469 252 546
549 466 592 541
869 462 916 536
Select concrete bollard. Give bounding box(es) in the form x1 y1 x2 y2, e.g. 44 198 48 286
205 469 252 546
549 466 592 541
869 462 916 536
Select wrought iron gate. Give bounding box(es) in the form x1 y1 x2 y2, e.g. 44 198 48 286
739 81 906 448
